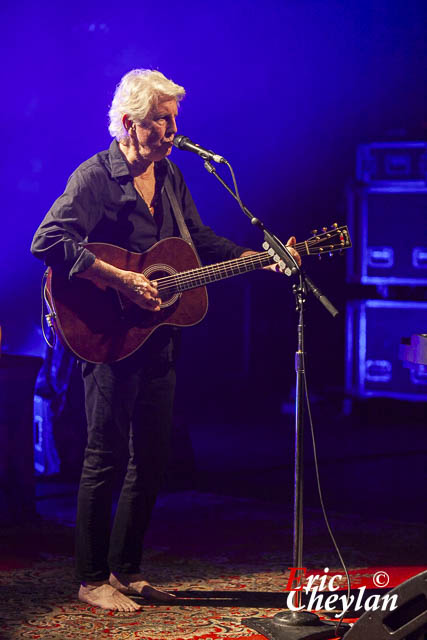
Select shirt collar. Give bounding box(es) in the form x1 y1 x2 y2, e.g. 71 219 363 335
109 139 130 179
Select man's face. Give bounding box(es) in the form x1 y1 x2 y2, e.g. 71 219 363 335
134 98 178 162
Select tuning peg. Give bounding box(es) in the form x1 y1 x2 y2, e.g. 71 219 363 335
311 229 318 235
322 227 327 232
332 222 338 228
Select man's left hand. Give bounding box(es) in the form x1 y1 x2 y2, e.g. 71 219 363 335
279 235 301 270
241 236 301 272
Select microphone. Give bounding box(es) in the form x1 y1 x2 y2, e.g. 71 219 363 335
173 135 226 164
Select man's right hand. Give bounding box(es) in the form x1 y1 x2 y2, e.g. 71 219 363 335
77 258 162 311
121 270 162 311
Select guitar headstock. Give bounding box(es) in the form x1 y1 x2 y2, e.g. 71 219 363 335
303 224 352 257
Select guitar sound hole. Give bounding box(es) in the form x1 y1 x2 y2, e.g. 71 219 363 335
143 265 180 309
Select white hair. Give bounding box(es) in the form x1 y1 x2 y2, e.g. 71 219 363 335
108 69 186 141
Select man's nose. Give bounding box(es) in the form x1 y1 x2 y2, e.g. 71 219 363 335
167 116 178 136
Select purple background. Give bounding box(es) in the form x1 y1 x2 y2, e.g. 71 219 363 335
2 0 426 407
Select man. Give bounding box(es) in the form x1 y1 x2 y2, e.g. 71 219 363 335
31 69 300 611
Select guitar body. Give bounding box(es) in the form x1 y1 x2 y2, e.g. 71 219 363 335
46 237 208 363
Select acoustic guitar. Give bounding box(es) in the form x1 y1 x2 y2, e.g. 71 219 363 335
45 225 351 363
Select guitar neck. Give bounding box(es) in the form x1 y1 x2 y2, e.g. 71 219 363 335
154 225 349 296
157 251 276 294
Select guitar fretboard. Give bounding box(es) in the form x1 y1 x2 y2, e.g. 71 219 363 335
156 251 275 295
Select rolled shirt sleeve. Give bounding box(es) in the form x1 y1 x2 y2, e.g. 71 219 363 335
31 166 104 278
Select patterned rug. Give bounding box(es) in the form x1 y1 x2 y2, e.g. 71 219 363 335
1 491 426 639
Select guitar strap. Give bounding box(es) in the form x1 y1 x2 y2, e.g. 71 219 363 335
164 159 199 257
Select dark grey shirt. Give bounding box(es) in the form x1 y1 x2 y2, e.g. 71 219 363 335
31 140 247 277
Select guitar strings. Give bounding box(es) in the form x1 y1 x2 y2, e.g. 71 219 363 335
156 252 273 294
155 235 346 295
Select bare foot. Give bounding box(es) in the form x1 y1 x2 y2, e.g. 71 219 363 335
110 573 175 602
79 582 142 612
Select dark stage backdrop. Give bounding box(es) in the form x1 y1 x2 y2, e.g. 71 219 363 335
1 0 426 414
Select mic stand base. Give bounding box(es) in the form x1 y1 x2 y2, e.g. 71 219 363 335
242 611 350 639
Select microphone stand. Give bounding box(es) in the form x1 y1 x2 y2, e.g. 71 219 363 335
203 160 348 639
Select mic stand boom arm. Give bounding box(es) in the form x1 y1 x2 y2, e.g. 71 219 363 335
203 160 299 276
204 159 341 308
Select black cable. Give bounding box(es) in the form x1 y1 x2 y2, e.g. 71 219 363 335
303 352 351 636
40 270 56 349
224 160 246 214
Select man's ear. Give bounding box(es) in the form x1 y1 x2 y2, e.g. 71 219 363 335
122 114 134 132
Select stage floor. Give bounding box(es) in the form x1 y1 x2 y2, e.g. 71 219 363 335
1 479 426 639
1 398 426 639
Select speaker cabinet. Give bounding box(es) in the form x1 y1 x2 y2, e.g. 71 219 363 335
346 186 427 285
345 300 427 401
344 570 427 640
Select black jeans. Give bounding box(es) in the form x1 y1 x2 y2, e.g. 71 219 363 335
75 330 176 582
